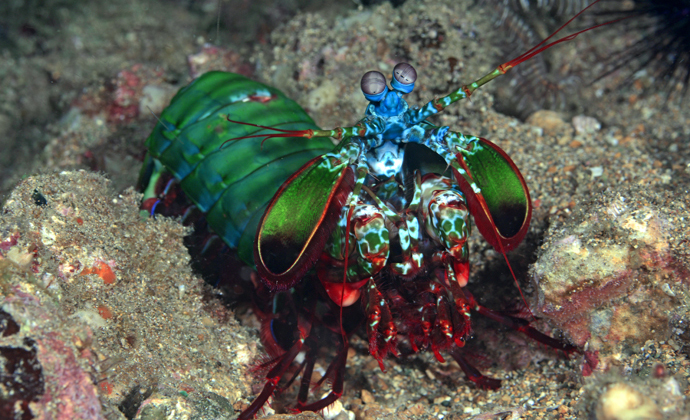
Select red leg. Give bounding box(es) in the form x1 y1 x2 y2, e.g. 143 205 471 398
447 268 472 346
279 355 307 395
430 293 454 363
238 337 305 420
449 349 502 390
460 289 578 354
296 346 317 405
294 340 349 413
473 303 578 355
239 382 279 420
362 279 399 371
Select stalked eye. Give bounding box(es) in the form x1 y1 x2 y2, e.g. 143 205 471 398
393 63 417 85
361 71 387 96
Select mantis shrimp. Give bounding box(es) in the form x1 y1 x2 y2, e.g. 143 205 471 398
139 1 623 417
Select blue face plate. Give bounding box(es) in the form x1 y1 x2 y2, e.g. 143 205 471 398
366 141 404 178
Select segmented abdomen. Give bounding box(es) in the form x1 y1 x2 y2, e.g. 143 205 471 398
141 71 334 263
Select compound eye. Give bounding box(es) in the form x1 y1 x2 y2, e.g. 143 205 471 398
393 63 417 85
361 71 387 96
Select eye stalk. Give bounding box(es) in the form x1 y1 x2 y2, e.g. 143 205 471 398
361 71 388 102
391 63 417 94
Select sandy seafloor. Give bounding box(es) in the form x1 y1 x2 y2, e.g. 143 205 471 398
0 0 689 419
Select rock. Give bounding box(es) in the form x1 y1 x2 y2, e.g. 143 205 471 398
360 389 375 404
138 84 178 117
582 370 686 420
595 383 661 420
0 171 256 419
526 110 569 136
572 115 601 135
531 185 690 376
186 44 254 79
0 258 105 420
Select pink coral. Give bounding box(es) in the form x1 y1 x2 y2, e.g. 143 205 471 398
33 334 103 420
